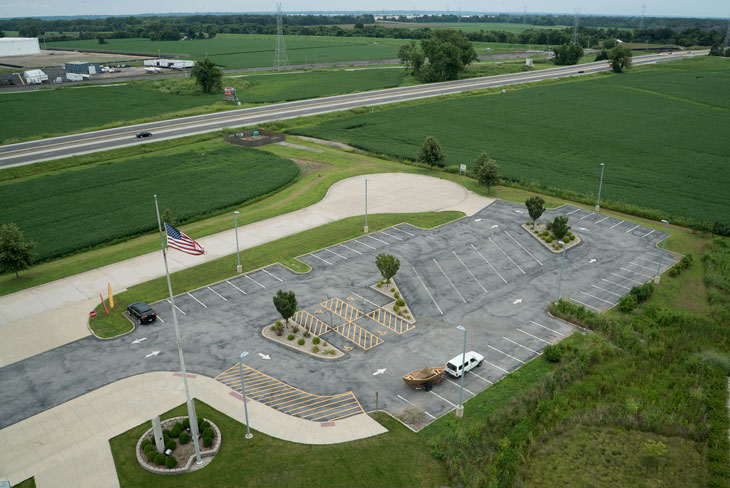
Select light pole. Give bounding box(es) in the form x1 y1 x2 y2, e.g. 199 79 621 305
234 211 242 273
238 352 253 439
557 240 566 302
595 163 605 212
455 325 466 418
655 219 669 284
364 178 370 233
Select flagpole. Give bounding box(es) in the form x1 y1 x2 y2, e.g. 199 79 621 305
154 194 202 465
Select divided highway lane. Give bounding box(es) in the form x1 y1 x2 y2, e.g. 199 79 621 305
0 51 705 168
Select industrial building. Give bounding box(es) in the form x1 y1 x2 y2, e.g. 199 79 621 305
65 61 101 75
24 69 48 84
0 37 41 57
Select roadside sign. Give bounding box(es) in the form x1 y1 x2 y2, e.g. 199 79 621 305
459 164 467 174
89 311 97 318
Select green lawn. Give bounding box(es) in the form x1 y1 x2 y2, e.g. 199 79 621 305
289 57 730 226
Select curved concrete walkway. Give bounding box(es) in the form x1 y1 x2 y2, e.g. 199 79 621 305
0 173 492 367
0 372 387 487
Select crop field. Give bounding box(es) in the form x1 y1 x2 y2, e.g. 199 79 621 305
290 57 730 225
0 144 298 261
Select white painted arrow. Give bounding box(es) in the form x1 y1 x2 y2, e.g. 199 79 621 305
474 218 482 222
513 299 522 305
491 224 499 229
145 351 160 358
589 258 597 263
372 368 387 376
578 227 590 232
258 353 271 360
514 210 524 214
132 337 147 344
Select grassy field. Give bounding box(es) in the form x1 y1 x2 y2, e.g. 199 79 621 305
377 21 568 33
289 57 730 226
0 142 298 262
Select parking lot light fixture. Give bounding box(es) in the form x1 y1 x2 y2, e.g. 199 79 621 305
456 325 466 418
234 211 242 273
595 163 605 212
655 219 669 284
239 352 253 439
557 241 566 302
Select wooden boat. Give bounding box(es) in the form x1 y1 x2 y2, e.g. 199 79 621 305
402 365 446 391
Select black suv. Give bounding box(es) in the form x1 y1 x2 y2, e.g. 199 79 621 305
127 302 157 324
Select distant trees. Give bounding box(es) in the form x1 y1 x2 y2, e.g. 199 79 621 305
418 136 445 167
709 44 730 57
398 40 425 76
191 58 222 94
552 44 584 65
19 24 41 37
97 35 107 44
398 30 477 82
525 197 546 224
0 30 5 38
375 253 400 283
609 45 633 73
0 223 35 279
594 49 609 61
273 290 297 325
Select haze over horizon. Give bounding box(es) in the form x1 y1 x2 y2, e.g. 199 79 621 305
0 1 726 20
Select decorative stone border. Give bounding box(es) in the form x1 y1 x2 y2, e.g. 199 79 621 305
135 416 222 475
262 319 344 359
521 223 581 254
371 278 416 324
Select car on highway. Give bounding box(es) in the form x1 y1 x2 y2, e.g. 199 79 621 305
135 131 152 138
127 302 157 324
445 351 484 377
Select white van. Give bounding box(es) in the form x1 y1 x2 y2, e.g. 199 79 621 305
445 351 484 377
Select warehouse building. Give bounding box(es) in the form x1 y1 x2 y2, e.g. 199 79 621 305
65 61 101 75
0 37 41 57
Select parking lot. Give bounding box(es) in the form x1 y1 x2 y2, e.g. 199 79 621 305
0 200 680 429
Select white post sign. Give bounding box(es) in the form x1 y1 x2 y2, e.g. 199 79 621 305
459 164 467 175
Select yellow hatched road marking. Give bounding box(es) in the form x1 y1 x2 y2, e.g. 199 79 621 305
334 322 383 350
367 309 415 335
292 310 330 336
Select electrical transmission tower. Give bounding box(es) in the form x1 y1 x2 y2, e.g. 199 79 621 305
523 6 527 25
724 15 730 50
639 4 646 30
571 9 580 45
274 3 289 72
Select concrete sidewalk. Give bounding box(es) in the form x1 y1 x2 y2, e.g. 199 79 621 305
0 173 493 367
0 371 389 487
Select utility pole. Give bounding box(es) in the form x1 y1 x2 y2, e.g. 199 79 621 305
274 3 289 72
723 15 730 51
639 4 646 30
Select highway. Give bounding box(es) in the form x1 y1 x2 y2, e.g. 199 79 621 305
0 51 706 168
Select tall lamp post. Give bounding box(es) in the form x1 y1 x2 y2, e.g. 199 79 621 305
455 325 466 418
654 219 669 284
234 211 242 273
557 240 566 302
238 352 254 439
595 163 605 212
364 178 370 233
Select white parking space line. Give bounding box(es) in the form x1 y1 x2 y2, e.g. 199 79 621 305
350 291 379 308
646 250 672 260
380 230 402 241
445 378 475 395
630 261 657 272
530 320 566 337
620 267 653 279
324 248 348 260
484 359 509 374
610 272 643 284
601 278 631 290
469 371 494 384
642 229 656 238
207 286 227 302
339 243 362 255
570 297 601 311
566 208 581 215
591 284 621 297
453 251 488 295
167 299 186 315
429 390 457 408
392 226 416 237
471 244 508 284
433 258 467 303
488 237 526 274
354 239 376 250
487 344 525 364
625 225 640 234
610 221 625 229
367 235 389 245
636 256 663 267
504 231 543 266
580 290 615 305
187 292 208 308
595 216 610 224
503 336 539 354
246 274 267 288
156 316 165 323
396 394 436 419
580 212 595 220
262 268 284 282
309 253 333 266
517 328 550 344
226 280 247 295
412 266 443 315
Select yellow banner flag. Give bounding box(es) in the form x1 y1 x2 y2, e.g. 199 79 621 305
108 283 114 309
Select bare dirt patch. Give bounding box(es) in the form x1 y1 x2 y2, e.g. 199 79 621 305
293 136 358 151
0 49 148 68
289 158 327 176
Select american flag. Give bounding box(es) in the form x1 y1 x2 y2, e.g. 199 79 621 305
164 222 204 255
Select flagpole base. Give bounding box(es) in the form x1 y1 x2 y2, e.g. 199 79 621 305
236 265 243 274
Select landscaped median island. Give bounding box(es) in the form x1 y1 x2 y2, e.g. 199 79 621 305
522 219 579 252
264 319 343 359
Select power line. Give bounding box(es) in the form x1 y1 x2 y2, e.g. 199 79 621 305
274 3 289 72
639 4 646 30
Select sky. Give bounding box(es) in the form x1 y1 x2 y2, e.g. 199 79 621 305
0 0 726 19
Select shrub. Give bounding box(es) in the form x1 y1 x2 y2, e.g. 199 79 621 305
275 320 282 327
569 234 575 241
154 453 166 466
146 449 157 462
165 456 178 469
165 439 176 451
271 322 284 336
144 443 155 453
322 341 328 347
198 420 210 432
163 433 169 444
292 325 299 333
304 330 311 338
312 336 321 345
141 439 151 449
630 282 654 303
376 281 383 288
393 304 400 313
203 436 213 447
545 221 552 231
390 287 396 293
203 427 214 438
287 334 295 340
394 291 400 299
546 236 553 243
179 432 190 444
170 426 181 438
162 429 171 436
618 294 638 312
312 345 319 353
298 338 305 345
395 298 406 307
543 344 562 362
182 418 190 429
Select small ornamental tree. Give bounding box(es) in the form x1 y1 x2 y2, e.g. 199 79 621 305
477 159 500 194
525 196 545 225
375 253 400 283
0 222 35 279
609 44 633 73
273 289 297 325
552 216 571 240
191 58 222 94
418 136 445 167
470 151 493 176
